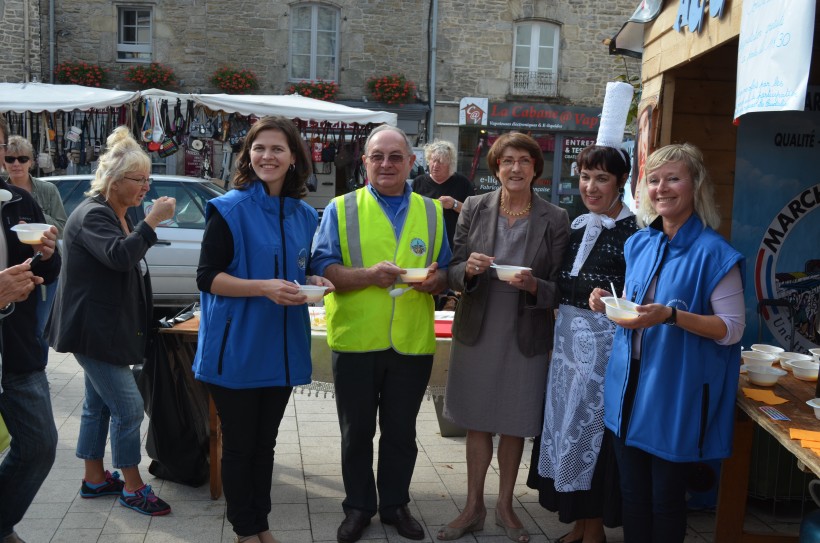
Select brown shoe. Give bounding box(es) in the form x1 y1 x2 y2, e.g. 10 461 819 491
381 505 425 540
337 509 372 543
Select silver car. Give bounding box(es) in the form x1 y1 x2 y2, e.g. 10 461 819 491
47 174 226 308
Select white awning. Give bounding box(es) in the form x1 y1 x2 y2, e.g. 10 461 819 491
0 83 398 126
0 82 140 112
608 0 663 58
142 89 397 125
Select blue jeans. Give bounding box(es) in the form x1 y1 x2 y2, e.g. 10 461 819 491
610 430 688 543
35 281 58 363
0 370 58 539
74 354 144 468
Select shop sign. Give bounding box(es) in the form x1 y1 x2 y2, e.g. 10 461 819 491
674 0 727 34
487 103 601 132
459 97 489 125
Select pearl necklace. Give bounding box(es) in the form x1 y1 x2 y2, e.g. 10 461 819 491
500 193 532 217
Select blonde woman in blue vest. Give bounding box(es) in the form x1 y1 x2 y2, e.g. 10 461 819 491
312 125 451 543
438 132 570 543
193 116 333 543
590 143 745 543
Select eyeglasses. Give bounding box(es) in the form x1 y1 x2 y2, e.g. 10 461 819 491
4 156 31 164
123 176 151 186
366 154 408 165
497 157 534 168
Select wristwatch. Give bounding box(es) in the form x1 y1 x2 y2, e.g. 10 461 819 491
663 306 677 326
453 200 459 211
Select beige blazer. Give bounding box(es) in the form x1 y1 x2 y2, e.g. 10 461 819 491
447 189 570 357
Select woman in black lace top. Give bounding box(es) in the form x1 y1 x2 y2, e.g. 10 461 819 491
527 145 638 543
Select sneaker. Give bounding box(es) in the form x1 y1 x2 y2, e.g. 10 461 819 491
118 484 171 516
80 470 125 498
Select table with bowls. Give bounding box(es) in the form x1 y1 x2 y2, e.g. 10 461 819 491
715 344 820 542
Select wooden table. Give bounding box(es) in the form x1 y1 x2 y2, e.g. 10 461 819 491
157 316 455 500
714 370 820 542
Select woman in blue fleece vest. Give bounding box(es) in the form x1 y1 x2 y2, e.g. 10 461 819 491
193 116 333 543
590 144 745 543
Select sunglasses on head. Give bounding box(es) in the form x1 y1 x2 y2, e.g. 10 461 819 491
4 156 30 164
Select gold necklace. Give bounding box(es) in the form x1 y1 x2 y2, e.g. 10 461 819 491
500 193 532 217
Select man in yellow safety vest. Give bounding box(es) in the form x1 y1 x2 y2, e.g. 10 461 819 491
312 125 452 543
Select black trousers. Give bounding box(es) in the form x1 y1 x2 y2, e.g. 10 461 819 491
610 430 688 543
332 349 433 515
208 383 292 537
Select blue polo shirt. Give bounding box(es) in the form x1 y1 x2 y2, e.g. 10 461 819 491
311 183 452 275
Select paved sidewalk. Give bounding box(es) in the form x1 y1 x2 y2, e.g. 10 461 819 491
2 350 801 542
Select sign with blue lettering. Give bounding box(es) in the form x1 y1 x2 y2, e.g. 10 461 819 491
731 89 820 351
734 0 816 120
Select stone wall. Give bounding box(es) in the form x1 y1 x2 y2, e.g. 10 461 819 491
29 0 637 105
0 0 42 83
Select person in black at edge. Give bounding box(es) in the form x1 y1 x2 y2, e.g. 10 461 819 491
0 115 61 543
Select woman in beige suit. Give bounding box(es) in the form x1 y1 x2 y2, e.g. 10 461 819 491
438 132 570 543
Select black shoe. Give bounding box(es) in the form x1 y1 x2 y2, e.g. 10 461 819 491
381 505 425 540
337 509 371 543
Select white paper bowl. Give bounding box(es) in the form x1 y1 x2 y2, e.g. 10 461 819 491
809 348 820 362
744 365 786 387
10 223 51 245
807 398 820 420
299 285 328 303
741 351 778 369
492 264 531 281
402 268 430 283
789 359 819 381
751 343 785 355
602 297 640 321
779 351 814 369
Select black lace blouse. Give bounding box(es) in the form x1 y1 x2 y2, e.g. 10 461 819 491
557 215 639 309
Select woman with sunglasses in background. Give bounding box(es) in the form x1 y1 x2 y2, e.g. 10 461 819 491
48 126 176 516
4 136 68 361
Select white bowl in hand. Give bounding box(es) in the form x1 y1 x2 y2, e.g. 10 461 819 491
491 264 531 281
602 297 640 321
743 365 786 387
402 268 430 283
299 285 328 303
10 223 51 245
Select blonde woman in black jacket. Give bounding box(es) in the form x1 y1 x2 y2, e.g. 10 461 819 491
47 126 176 517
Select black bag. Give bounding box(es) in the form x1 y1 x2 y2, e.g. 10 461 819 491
137 332 209 487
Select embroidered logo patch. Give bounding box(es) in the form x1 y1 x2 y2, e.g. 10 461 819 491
409 238 427 256
297 248 308 271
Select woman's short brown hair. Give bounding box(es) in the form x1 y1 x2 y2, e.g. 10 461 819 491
231 116 311 199
486 132 545 180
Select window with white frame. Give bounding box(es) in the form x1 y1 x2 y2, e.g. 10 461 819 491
512 21 560 96
289 4 340 82
117 7 152 62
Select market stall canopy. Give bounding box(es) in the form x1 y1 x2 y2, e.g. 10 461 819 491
608 0 663 58
0 82 140 113
142 89 397 126
0 83 397 126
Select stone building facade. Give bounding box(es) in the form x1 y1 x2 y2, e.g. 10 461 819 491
0 0 42 83
17 0 637 126
3 0 639 215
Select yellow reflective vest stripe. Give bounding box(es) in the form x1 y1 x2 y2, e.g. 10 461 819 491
325 189 444 354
